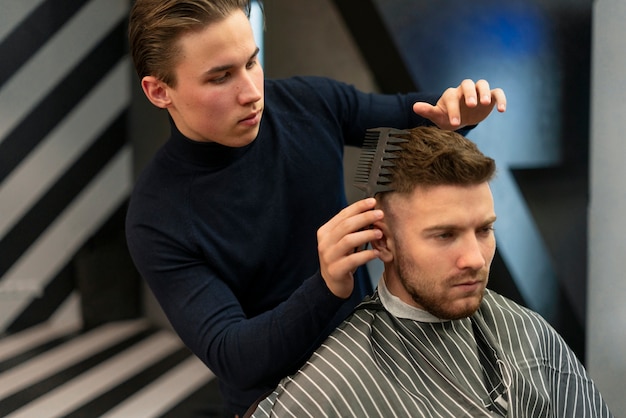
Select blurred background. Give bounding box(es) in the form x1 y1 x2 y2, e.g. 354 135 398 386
0 0 623 416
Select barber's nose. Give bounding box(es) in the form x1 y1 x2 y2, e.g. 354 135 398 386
238 73 262 104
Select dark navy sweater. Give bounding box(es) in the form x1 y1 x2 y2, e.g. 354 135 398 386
125 76 438 415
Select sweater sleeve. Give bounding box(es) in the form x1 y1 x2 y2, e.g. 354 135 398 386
295 76 474 147
308 77 440 148
126 190 348 389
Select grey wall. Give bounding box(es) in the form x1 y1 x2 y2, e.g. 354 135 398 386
262 0 379 205
588 0 626 412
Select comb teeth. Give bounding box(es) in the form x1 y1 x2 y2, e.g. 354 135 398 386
353 127 409 197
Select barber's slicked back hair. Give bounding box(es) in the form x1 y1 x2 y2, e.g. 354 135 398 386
129 0 255 86
387 126 496 195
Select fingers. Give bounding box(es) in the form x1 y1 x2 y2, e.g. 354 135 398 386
491 87 507 112
317 198 383 298
411 101 438 122
469 79 507 111
442 85 463 127
318 198 377 234
318 199 383 257
460 78 480 108
413 79 506 130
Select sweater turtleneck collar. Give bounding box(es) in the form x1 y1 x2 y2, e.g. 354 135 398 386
164 119 254 168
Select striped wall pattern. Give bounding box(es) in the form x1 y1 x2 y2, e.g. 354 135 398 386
0 0 133 333
0 316 218 417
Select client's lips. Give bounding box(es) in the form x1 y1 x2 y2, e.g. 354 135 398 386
454 280 482 292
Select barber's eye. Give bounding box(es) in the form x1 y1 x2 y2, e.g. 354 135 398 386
211 73 230 84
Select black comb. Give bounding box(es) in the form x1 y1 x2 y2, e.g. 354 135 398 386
353 127 409 198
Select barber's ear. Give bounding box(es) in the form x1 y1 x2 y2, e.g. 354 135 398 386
141 76 172 109
371 222 394 263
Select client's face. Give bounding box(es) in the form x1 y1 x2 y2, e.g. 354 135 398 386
381 183 497 320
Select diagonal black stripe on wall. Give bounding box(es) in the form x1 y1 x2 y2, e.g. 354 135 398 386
0 20 127 183
0 327 157 416
0 314 80 369
488 249 525 306
6 201 134 334
0 114 127 279
0 0 89 88
4 264 76 335
333 0 418 93
64 347 193 418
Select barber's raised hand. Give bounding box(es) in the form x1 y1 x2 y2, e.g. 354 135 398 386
412 79 506 131
317 198 383 299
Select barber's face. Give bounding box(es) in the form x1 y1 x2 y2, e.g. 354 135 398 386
152 9 264 146
376 183 496 319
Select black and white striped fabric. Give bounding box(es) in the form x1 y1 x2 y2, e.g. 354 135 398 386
0 314 221 417
252 284 614 417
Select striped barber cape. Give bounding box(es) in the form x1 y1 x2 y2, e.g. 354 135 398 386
252 284 614 417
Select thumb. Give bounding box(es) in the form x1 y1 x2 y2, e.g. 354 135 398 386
412 101 436 118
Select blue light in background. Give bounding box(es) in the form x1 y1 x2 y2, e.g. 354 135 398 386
377 0 562 320
251 0 264 66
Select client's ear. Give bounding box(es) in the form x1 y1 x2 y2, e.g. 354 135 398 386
371 221 394 263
